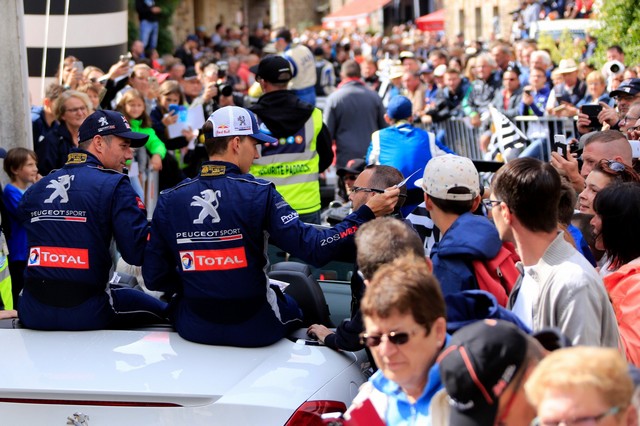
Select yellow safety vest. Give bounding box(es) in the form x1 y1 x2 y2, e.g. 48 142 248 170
0 254 12 310
250 108 323 215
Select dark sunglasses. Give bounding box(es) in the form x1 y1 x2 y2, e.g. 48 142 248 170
343 175 357 182
352 186 407 198
360 330 417 347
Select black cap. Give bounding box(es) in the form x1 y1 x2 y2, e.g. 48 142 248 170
337 158 367 177
78 110 149 148
610 78 640 97
250 56 292 83
437 319 529 426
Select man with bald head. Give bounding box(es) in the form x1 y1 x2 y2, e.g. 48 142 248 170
551 129 633 193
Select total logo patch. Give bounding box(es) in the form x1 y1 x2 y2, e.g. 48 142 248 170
27 246 89 269
179 247 247 271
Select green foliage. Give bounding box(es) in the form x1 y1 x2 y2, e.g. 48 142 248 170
537 29 584 64
128 0 181 55
593 0 640 67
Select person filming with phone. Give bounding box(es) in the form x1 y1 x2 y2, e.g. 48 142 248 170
551 130 634 193
576 78 640 135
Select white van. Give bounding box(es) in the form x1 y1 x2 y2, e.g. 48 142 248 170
529 18 600 40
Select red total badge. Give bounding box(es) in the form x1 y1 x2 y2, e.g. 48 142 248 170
28 247 89 269
179 247 248 271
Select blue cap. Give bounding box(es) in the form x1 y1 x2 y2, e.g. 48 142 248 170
387 95 413 120
204 106 277 144
78 110 149 148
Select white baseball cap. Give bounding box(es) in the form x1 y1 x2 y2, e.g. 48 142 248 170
204 106 277 144
414 154 480 200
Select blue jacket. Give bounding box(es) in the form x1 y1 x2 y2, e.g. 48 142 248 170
430 212 502 295
143 161 376 347
518 86 551 117
445 290 531 334
18 149 150 329
3 184 28 261
31 105 58 149
367 123 453 194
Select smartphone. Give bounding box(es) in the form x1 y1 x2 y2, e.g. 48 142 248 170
580 104 603 130
169 104 187 121
554 134 568 159
72 61 84 73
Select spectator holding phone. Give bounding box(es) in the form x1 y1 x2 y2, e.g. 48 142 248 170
552 130 633 197
577 78 640 135
577 71 614 108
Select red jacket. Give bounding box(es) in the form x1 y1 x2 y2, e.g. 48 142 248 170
604 260 640 366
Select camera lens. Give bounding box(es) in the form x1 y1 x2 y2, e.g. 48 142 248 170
220 85 233 97
611 64 620 73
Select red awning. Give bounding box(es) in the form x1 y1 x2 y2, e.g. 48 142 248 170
416 9 445 32
322 0 392 29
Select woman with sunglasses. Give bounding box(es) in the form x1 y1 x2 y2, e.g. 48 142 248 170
578 159 640 215
345 254 447 424
592 182 640 365
524 346 636 426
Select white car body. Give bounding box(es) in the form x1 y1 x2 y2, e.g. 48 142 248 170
1 327 368 425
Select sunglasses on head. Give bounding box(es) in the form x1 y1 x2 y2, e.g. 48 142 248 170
600 159 626 173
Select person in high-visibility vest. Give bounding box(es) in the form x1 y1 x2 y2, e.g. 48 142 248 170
249 56 333 224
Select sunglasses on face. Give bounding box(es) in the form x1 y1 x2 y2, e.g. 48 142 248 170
360 328 422 347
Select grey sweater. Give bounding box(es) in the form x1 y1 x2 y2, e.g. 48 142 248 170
508 232 620 348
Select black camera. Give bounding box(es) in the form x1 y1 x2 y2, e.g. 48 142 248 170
218 83 233 97
213 83 233 103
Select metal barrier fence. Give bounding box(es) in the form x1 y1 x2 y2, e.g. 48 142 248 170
427 116 578 161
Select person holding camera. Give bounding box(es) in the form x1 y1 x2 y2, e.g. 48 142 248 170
248 56 333 224
192 62 239 120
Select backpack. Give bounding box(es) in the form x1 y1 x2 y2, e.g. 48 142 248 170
472 242 521 307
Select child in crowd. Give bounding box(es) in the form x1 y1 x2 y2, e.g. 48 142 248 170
116 89 167 197
2 148 39 306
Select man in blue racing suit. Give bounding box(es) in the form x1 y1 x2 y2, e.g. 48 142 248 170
143 106 400 347
18 110 167 330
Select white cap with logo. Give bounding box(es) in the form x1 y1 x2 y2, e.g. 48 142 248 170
204 106 277 144
414 154 480 201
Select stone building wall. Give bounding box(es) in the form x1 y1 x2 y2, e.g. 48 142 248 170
170 0 317 44
444 0 520 43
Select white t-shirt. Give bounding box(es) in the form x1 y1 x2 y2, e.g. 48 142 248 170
511 266 537 329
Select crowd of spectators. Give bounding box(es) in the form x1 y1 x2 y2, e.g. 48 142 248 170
8 10 640 426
